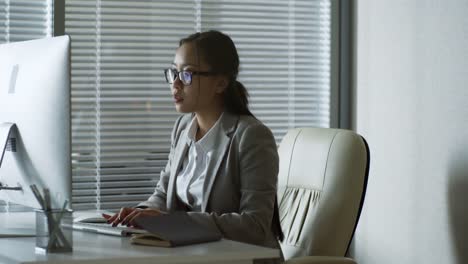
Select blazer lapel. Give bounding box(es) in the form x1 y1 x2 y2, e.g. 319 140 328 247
166 128 190 211
202 113 238 212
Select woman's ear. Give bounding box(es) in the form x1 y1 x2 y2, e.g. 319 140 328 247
215 76 229 94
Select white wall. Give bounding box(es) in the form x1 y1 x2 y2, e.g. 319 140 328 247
350 1 468 263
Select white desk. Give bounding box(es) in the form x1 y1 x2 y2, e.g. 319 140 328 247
0 212 280 264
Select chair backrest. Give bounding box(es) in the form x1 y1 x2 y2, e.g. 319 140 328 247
278 128 369 260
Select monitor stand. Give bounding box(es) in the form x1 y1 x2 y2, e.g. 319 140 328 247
0 122 16 168
0 123 36 237
0 122 22 191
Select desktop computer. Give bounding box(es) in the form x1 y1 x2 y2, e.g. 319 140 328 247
0 35 72 211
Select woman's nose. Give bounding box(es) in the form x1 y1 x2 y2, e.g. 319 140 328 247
172 76 183 90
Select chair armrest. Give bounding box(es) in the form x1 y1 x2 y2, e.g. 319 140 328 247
284 256 357 264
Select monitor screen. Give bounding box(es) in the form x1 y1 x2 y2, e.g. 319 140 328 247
0 35 71 210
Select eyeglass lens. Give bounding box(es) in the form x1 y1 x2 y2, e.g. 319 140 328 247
165 69 192 85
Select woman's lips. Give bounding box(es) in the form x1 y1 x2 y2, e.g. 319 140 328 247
174 96 183 103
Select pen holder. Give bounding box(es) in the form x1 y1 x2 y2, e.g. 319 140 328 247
35 209 73 253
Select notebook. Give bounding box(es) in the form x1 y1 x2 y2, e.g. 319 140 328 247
130 212 222 247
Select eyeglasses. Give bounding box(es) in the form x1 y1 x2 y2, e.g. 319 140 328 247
164 68 216 85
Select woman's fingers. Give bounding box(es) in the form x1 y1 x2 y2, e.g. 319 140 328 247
124 209 152 227
110 207 132 227
106 213 118 223
102 213 112 220
121 209 141 226
127 210 147 227
105 208 166 227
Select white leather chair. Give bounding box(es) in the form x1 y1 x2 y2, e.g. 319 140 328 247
277 128 369 264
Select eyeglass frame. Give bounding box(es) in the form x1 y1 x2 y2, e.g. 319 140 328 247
164 68 218 85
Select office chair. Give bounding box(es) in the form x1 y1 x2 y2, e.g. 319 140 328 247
277 128 369 264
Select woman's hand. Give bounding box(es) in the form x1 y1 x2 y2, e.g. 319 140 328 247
103 207 166 228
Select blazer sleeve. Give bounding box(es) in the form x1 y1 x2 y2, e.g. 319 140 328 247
187 122 279 246
137 116 183 211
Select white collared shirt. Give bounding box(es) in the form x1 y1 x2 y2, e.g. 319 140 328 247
176 113 224 211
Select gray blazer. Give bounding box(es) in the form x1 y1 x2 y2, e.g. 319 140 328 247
139 112 281 249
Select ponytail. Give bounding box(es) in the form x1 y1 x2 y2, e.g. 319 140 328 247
224 80 253 116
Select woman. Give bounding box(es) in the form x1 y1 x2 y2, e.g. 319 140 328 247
106 30 283 250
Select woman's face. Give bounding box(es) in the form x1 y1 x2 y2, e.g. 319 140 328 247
170 43 225 114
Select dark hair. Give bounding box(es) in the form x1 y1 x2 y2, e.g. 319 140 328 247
179 30 254 117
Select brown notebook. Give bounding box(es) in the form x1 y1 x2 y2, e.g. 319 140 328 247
130 212 222 247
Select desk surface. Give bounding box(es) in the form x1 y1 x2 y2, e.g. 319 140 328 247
0 212 279 264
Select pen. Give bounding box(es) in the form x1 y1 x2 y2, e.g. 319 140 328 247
30 184 45 210
43 188 51 211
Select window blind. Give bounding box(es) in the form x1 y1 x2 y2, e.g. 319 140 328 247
65 0 331 210
201 0 331 141
66 0 196 210
0 0 52 43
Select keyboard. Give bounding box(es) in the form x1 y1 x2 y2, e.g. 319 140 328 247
73 221 148 237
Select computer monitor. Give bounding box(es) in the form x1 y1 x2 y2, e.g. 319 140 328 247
0 35 71 210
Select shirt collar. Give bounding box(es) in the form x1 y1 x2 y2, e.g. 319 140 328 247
186 112 225 152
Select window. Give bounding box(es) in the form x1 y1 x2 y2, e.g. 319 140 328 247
66 0 198 210
201 1 331 140
2 0 336 211
0 0 52 43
